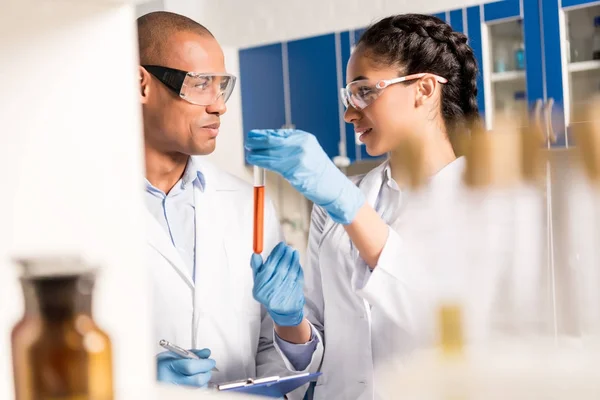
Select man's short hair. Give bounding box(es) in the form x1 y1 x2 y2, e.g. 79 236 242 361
137 11 214 65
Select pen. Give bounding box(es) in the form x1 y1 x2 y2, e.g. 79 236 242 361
159 339 219 372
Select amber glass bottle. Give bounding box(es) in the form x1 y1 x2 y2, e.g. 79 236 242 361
11 258 113 400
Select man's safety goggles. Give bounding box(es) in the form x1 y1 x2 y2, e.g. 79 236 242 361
340 73 448 111
143 65 237 106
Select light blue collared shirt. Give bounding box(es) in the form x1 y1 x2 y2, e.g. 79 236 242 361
145 158 205 280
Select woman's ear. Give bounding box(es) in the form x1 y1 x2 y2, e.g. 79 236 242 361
414 75 439 107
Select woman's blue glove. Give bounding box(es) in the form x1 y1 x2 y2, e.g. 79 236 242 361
245 129 365 225
157 348 215 387
251 242 305 327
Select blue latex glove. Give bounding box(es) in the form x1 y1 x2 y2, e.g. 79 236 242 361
157 348 215 387
251 242 305 327
245 129 365 225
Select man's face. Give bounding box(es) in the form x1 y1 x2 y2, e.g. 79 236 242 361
141 31 228 156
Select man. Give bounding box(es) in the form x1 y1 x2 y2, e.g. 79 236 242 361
136 11 323 397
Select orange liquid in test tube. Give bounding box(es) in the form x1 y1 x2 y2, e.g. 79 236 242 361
253 167 265 254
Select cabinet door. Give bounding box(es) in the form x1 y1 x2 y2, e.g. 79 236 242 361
449 8 466 33
438 9 486 133
239 44 287 165
433 12 449 22
478 0 547 133
552 0 600 147
450 7 486 127
238 44 287 135
339 30 359 164
466 5 487 121
287 34 342 161
340 28 383 164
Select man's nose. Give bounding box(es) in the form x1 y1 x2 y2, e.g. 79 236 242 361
206 94 227 115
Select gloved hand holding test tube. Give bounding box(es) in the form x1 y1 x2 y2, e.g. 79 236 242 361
253 166 266 254
250 165 306 328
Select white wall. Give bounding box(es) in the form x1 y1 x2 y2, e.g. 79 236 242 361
199 0 488 48
135 0 165 17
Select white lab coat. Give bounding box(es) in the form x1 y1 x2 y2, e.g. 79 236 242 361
300 159 466 400
146 157 308 398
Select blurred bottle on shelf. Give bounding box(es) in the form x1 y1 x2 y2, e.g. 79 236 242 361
514 41 525 70
11 256 114 400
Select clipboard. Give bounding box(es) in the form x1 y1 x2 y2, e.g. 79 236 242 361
217 372 322 398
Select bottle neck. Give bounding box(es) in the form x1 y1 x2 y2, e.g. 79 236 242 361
20 279 39 317
39 303 79 322
29 275 94 323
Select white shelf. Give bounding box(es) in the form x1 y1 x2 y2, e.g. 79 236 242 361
568 60 600 73
0 2 154 400
491 70 526 83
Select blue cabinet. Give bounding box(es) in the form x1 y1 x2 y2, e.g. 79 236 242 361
465 0 600 148
464 0 562 145
239 35 352 164
238 10 482 165
449 9 465 32
546 0 600 147
239 0 600 159
466 0 538 136
466 6 487 119
433 12 448 22
239 44 288 164
340 30 359 163
287 34 342 161
483 0 521 21
239 44 287 135
239 30 384 165
339 28 383 163
537 0 566 147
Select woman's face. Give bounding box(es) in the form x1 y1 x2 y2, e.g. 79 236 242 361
343 47 438 157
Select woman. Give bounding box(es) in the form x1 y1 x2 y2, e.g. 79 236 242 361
246 14 479 400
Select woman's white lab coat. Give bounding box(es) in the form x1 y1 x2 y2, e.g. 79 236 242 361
146 157 321 399
286 159 467 400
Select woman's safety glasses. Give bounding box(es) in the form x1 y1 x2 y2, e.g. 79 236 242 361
340 73 448 111
143 65 237 106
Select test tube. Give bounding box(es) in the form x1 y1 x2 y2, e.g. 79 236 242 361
253 166 266 254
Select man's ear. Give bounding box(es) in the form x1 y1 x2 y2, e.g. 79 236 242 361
140 66 151 104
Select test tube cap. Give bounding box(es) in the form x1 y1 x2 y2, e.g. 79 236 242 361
253 166 266 186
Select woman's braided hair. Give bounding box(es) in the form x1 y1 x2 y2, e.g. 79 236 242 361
357 14 480 134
